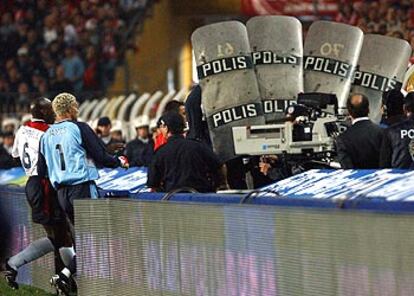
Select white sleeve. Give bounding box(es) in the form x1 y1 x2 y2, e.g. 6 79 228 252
11 129 20 158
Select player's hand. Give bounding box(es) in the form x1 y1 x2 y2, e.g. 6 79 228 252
259 162 272 176
118 156 129 169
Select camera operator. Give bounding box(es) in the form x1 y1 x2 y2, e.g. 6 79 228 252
380 89 405 128
379 92 414 168
258 155 291 181
335 94 384 169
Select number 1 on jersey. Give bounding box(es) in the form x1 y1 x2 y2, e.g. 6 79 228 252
56 144 66 171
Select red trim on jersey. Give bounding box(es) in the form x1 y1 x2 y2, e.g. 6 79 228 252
25 120 52 220
25 121 49 132
40 178 51 217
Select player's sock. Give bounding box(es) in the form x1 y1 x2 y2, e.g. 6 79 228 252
61 267 71 278
59 246 75 267
8 237 54 270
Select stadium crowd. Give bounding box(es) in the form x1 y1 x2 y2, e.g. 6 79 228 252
336 0 414 57
0 0 148 113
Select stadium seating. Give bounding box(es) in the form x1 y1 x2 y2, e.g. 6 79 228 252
0 0 154 114
78 88 188 141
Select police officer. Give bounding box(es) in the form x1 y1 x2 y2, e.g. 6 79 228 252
125 115 154 167
147 112 228 192
380 89 405 128
380 92 414 168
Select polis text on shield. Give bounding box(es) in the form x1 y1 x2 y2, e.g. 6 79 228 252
197 56 253 79
210 103 260 128
304 56 354 79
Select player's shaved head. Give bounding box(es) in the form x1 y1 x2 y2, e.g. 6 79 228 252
347 94 369 119
30 97 55 124
52 92 78 120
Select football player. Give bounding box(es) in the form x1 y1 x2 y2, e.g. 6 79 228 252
38 92 128 294
5 98 75 293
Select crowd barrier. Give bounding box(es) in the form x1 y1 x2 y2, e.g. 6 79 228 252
1 169 414 295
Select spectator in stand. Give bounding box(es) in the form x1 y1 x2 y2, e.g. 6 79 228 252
126 115 154 167
50 65 73 98
83 46 100 92
62 47 84 94
43 14 58 45
16 47 32 84
17 82 30 107
7 67 20 94
101 34 117 88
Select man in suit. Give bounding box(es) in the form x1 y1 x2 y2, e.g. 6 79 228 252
336 94 384 169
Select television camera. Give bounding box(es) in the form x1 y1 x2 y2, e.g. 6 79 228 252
232 93 347 168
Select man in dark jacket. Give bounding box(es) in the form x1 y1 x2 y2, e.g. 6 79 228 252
336 94 384 169
185 84 212 147
125 115 153 167
147 112 228 192
380 92 414 168
380 89 405 128
0 131 20 169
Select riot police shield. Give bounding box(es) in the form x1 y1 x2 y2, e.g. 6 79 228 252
351 34 411 123
303 21 363 114
192 21 265 162
247 16 303 122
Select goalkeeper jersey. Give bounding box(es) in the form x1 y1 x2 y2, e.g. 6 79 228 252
39 120 119 188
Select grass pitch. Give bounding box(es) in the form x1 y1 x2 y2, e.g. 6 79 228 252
0 277 54 296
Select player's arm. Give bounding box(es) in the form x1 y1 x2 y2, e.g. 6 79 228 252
77 122 123 168
11 129 20 158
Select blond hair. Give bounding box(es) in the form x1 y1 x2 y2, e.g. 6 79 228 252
52 92 77 117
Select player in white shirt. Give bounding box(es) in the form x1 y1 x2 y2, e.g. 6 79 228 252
4 98 76 295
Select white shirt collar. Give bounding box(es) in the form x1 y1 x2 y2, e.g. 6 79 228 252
31 118 45 122
352 117 370 125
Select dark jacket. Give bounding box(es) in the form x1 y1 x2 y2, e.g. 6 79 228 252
0 146 20 169
185 84 212 148
379 118 414 169
336 119 384 169
147 135 221 192
125 138 153 167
